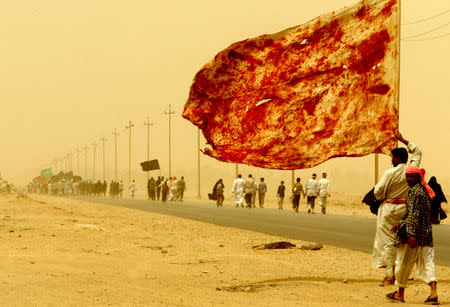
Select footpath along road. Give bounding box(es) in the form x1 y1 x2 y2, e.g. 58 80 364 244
72 196 450 266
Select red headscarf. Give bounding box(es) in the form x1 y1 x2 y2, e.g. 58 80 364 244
406 166 435 199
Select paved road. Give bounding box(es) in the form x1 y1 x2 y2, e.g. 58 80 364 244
74 196 450 266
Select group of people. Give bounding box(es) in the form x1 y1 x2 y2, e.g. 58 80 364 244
29 180 125 197
281 173 330 214
231 174 268 208
227 173 330 214
147 176 186 203
372 131 446 304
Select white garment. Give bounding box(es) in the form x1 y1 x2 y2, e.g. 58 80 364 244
372 142 422 275
372 202 407 276
374 142 421 201
129 182 136 197
319 196 327 208
305 179 318 197
395 244 437 288
232 178 245 205
318 178 330 197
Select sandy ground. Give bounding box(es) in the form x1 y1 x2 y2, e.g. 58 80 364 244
1 193 450 306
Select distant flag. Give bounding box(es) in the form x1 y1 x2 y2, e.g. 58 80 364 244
183 0 399 170
140 159 160 171
40 168 53 180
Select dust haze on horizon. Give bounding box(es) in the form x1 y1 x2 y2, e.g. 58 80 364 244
0 0 448 195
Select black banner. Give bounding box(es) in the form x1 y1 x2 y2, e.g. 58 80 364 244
140 159 160 171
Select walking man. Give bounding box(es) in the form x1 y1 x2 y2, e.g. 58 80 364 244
372 131 422 286
386 166 438 304
257 178 267 208
318 173 330 214
156 176 162 200
232 174 245 208
244 174 255 208
292 178 305 213
305 174 318 214
129 180 136 199
216 179 224 207
277 181 286 210
177 176 186 201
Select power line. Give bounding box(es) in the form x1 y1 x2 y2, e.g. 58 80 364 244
403 32 450 42
402 22 450 40
402 10 450 25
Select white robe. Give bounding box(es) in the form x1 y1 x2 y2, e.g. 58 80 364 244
232 178 245 205
372 142 422 276
318 178 330 208
395 244 437 288
129 182 136 197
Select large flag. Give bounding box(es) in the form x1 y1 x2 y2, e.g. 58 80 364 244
183 0 399 170
40 168 53 180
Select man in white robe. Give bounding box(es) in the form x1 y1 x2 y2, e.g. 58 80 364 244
129 180 136 199
305 174 319 214
372 131 422 286
318 173 330 214
232 174 245 208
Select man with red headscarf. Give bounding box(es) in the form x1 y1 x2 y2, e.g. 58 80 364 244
385 166 438 304
372 131 422 286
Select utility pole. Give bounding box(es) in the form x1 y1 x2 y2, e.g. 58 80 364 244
100 137 107 181
92 142 97 180
52 159 57 174
235 164 238 178
125 121 134 184
112 129 120 181
164 105 175 178
291 170 295 189
69 152 73 172
144 117 153 182
375 154 379 185
76 148 81 175
197 128 201 199
83 146 88 180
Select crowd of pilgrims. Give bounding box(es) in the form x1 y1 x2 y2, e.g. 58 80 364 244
26 173 448 225
147 176 187 202
27 176 188 203
27 180 125 197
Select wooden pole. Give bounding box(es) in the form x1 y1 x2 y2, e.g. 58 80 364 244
112 129 120 181
76 148 81 175
291 170 295 189
83 146 88 180
125 121 134 184
197 128 201 199
235 163 238 178
100 137 107 181
92 142 97 180
164 105 175 178
144 117 154 182
375 154 379 185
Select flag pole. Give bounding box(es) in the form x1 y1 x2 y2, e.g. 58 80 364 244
291 170 295 190
197 128 201 199
397 0 402 122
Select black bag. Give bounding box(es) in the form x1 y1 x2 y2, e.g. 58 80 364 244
362 188 384 215
439 208 447 220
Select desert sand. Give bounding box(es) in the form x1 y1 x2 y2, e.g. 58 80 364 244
1 193 449 306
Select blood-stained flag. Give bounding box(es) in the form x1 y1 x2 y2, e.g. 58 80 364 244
183 0 399 170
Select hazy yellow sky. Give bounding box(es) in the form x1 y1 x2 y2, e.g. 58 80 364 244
0 0 448 193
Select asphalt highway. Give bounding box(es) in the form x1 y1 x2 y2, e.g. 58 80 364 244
73 196 450 266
